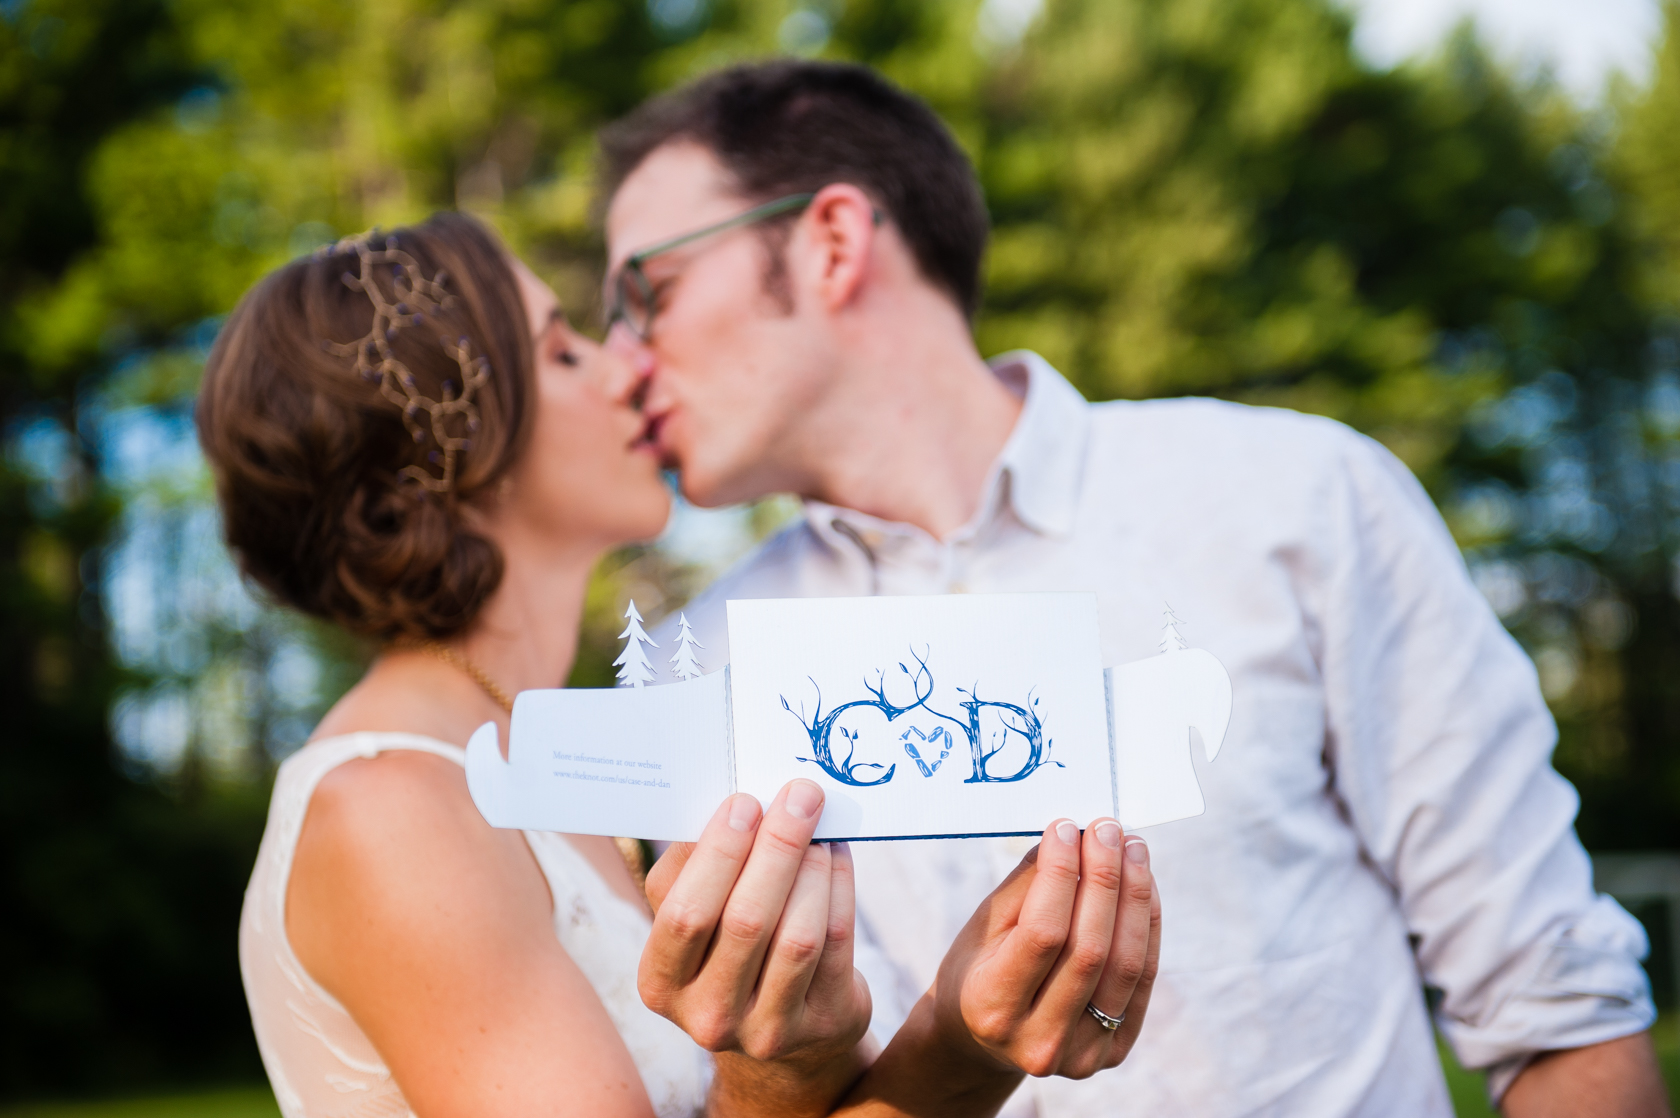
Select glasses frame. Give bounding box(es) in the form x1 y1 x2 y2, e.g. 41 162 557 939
604 192 817 342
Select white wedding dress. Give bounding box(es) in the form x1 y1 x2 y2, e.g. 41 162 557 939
239 732 713 1118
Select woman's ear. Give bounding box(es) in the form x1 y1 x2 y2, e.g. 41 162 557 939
801 183 880 314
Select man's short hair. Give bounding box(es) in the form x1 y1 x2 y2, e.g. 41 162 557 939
599 60 989 319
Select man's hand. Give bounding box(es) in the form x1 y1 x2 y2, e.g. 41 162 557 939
826 816 1161 1118
933 817 1159 1080
639 779 871 1106
1501 1032 1672 1118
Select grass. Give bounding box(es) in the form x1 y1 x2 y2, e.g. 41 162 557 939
0 1087 280 1118
1 1017 1673 1117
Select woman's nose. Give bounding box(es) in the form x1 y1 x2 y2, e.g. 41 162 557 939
601 332 653 407
605 320 656 375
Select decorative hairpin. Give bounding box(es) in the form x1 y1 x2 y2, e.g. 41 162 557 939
321 232 488 495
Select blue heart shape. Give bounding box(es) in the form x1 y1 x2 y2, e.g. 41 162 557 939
900 725 954 777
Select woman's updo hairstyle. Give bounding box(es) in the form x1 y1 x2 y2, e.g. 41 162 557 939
197 212 534 641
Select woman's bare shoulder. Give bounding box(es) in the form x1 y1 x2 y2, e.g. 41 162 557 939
288 655 542 987
305 747 475 839
287 745 551 994
282 686 646 1116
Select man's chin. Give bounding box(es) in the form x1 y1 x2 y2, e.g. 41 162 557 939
662 458 709 508
655 449 709 506
676 480 731 510
675 466 751 511
663 444 781 509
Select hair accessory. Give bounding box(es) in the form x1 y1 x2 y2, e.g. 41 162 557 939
321 232 488 494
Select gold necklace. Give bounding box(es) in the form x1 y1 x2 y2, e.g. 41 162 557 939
418 639 514 713
415 639 649 891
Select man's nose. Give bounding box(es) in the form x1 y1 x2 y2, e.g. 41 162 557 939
605 320 656 382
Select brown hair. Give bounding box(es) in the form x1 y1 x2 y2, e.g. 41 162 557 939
598 60 990 318
197 212 533 641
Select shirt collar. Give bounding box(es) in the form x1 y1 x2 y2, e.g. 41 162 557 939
805 350 1090 548
987 350 1090 538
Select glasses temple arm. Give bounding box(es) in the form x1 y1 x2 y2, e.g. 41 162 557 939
625 192 818 266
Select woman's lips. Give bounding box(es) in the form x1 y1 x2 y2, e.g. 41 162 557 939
631 412 665 455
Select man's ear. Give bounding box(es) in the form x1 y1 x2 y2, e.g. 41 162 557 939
800 183 879 313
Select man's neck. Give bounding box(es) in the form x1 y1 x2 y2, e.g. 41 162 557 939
793 303 1023 540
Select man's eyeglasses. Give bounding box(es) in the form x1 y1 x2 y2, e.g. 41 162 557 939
604 193 816 342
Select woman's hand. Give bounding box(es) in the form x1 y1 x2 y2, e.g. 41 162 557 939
932 817 1159 1081
639 779 872 1112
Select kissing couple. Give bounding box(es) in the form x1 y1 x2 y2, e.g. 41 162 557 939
216 59 1662 1118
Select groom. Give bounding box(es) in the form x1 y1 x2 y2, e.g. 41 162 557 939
596 61 1666 1116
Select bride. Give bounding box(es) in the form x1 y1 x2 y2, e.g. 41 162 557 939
200 211 1159 1117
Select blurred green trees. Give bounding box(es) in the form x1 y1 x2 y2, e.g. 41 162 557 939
3 0 1679 1098
0 0 276 1095
970 0 1680 851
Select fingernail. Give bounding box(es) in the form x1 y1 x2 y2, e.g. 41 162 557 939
1096 821 1122 849
1055 819 1079 846
1125 838 1149 867
786 779 824 821
728 794 760 832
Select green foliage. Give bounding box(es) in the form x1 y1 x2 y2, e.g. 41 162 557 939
964 0 1680 849
0 1085 279 1117
0 0 279 1098
974 3 1618 476
1619 0 1680 313
5 0 1680 1098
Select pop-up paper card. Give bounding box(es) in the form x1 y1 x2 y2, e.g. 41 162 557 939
466 593 1232 842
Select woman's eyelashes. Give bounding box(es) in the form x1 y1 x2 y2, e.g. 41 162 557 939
541 314 580 367
547 327 579 367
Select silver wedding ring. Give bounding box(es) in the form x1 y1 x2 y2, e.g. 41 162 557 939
1085 1002 1125 1031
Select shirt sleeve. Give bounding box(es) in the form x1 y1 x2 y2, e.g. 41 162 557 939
1309 427 1655 1100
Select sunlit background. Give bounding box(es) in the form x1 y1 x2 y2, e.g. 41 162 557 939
2 0 1677 1112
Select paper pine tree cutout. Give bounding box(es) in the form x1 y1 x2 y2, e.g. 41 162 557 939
614 600 658 688
1159 603 1189 654
669 613 705 681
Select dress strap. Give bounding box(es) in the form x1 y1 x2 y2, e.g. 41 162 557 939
262 732 467 887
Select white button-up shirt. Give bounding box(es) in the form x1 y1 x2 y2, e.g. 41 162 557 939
651 352 1655 1116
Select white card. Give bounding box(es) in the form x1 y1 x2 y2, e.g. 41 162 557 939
465 669 732 842
466 594 1232 841
728 594 1112 840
